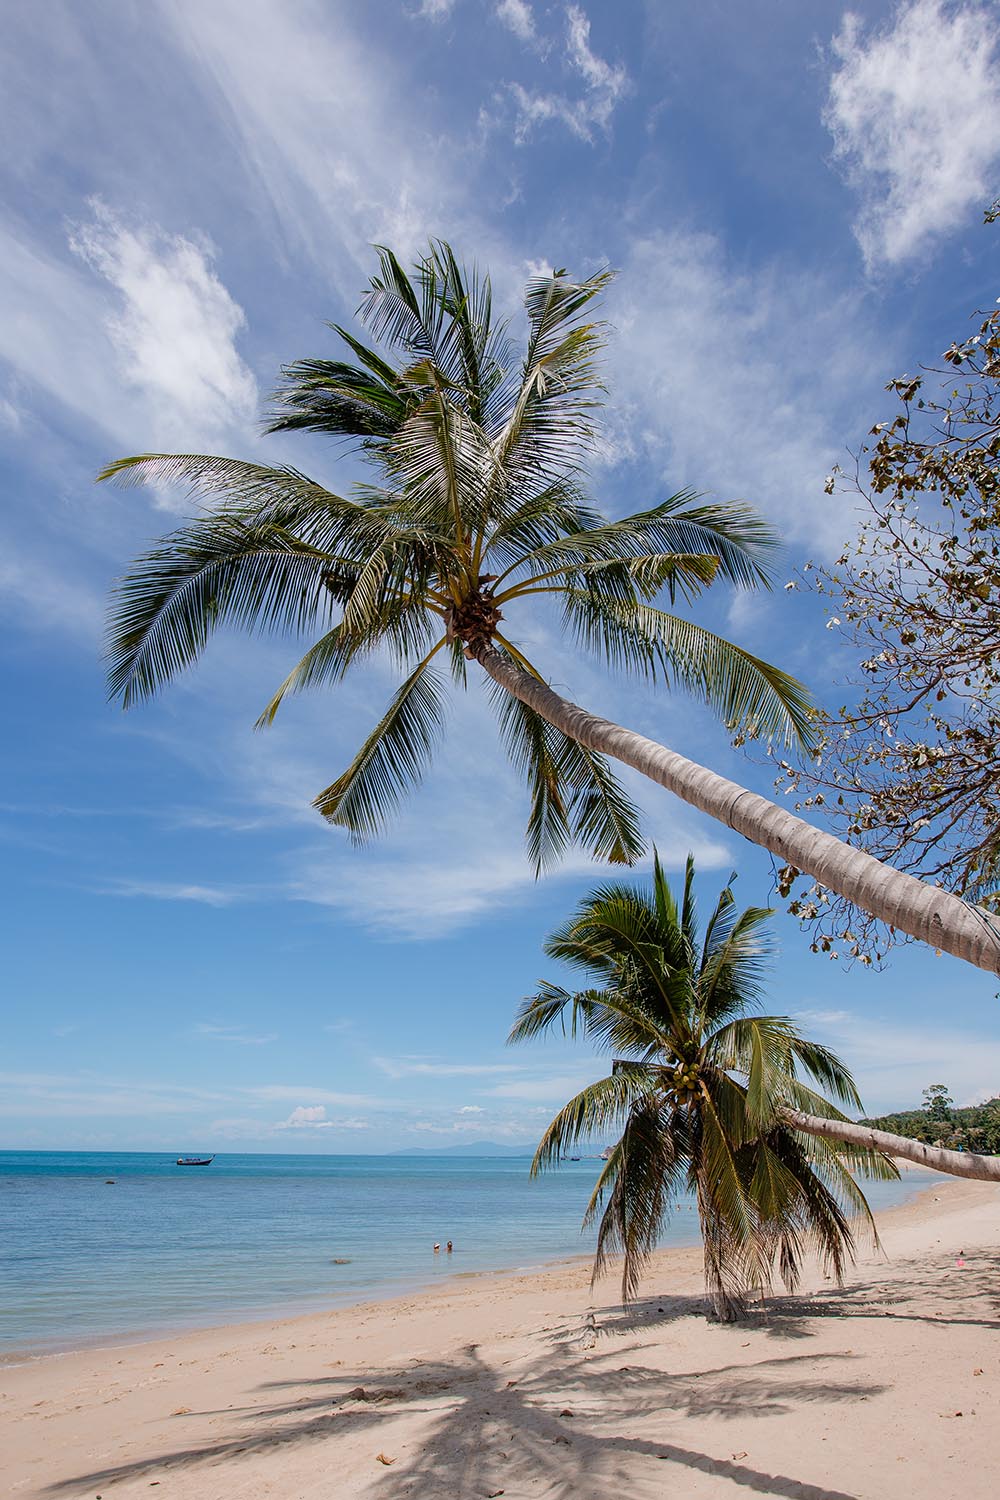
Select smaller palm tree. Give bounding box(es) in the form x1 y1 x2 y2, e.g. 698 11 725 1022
509 855 896 1320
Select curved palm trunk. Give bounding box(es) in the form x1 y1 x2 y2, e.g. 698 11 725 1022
473 644 1000 976
783 1108 1000 1183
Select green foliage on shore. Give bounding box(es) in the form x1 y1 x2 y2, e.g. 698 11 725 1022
862 1091 1000 1153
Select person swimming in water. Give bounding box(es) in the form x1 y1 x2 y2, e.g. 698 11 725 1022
446 1240 453 1253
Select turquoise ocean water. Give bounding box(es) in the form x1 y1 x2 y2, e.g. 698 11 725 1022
1 1151 930 1358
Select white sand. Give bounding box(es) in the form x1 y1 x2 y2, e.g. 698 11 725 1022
3 1170 999 1499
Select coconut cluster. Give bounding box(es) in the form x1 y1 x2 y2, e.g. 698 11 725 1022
669 1061 701 1104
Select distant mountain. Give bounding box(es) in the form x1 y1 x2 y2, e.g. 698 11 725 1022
396 1141 535 1157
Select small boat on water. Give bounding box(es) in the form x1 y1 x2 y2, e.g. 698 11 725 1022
176 1155 215 1166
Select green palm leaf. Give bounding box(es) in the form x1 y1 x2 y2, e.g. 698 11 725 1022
313 644 449 838
563 592 816 747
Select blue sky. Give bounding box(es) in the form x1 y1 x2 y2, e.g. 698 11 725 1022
3 0 1000 1152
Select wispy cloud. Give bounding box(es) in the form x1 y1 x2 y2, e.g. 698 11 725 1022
485 1067 603 1101
196 1023 279 1046
497 3 629 142
97 878 248 907
0 1071 232 1118
373 1056 523 1079
165 0 500 275
414 0 458 18
496 0 536 44
608 228 882 554
825 0 1000 269
0 551 103 636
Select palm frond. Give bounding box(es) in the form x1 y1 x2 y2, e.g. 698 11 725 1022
490 684 570 872
254 598 438 727
265 343 415 442
563 592 816 748
587 1093 688 1303
529 1067 658 1174
492 267 613 485
698 903 775 1024
507 983 608 1045
98 453 360 523
615 492 781 590
106 517 337 707
487 676 644 871
313 645 449 838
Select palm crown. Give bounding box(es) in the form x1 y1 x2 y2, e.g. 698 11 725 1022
103 242 813 871
509 855 895 1318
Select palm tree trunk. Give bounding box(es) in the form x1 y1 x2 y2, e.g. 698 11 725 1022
783 1108 1000 1183
473 643 1000 976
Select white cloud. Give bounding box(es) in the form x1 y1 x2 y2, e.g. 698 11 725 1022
196 1023 278 1045
98 879 245 907
277 1103 335 1128
0 202 256 464
500 4 629 142
458 1104 484 1113
69 199 257 448
496 0 536 42
415 0 457 16
825 0 1000 269
565 4 626 109
0 221 146 444
374 1056 522 1078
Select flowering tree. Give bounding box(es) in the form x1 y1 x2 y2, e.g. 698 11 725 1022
777 301 1000 962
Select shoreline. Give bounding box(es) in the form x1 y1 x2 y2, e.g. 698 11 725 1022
8 1170 1000 1500
2 1163 937 1367
0 1248 598 1370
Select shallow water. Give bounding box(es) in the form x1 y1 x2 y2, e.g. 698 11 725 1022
0 1150 930 1355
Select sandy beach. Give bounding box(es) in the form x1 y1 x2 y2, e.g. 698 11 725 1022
3 1169 998 1500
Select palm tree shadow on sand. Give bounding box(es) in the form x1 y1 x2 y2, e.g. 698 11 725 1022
40 1249 1000 1500
40 1293 908 1500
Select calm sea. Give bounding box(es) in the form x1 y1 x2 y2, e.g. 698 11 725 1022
0 1151 931 1357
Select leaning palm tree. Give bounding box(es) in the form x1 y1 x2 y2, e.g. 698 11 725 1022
509 855 897 1319
102 243 808 876
101 242 1000 973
